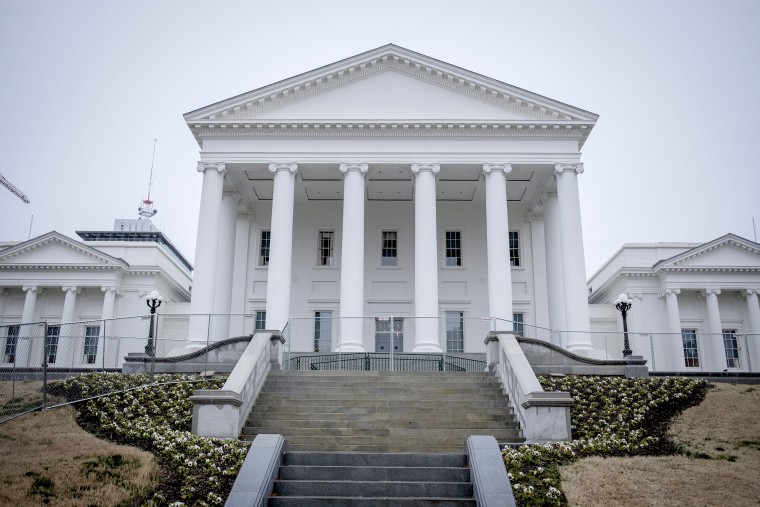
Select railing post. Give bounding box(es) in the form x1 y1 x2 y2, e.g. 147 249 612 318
390 316 395 372
364 353 370 371
42 322 48 410
745 334 753 372
101 319 106 372
204 314 211 374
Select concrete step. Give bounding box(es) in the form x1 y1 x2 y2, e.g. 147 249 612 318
247 419 518 430
243 427 522 440
272 480 473 498
279 465 470 482
261 384 502 393
247 411 514 423
283 452 466 467
242 434 521 449
269 496 476 506
250 398 508 408
282 443 471 453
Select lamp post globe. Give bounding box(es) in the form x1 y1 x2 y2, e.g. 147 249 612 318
614 293 633 357
145 291 163 356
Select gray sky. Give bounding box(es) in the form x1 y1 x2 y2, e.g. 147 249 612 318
1 0 758 276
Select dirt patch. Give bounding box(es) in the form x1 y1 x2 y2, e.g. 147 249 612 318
560 383 760 506
0 405 158 506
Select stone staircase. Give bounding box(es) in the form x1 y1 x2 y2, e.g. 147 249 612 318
241 370 523 452
268 451 476 506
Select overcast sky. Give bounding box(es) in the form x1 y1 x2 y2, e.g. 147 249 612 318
1 0 758 276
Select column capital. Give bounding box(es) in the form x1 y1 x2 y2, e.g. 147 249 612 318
745 288 760 296
661 287 681 297
704 288 722 296
62 285 79 293
22 285 38 293
526 212 544 222
101 286 118 294
222 190 239 199
197 162 226 174
554 163 584 175
268 162 298 174
339 163 369 175
411 163 440 174
483 163 512 174
540 191 558 203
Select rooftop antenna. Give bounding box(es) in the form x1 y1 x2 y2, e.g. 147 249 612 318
138 139 158 220
753 217 758 243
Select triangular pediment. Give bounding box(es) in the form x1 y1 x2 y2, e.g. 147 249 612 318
185 44 598 125
0 231 128 270
655 234 760 270
244 70 534 121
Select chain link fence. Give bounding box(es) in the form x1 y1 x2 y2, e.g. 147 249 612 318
3 312 759 422
0 314 261 423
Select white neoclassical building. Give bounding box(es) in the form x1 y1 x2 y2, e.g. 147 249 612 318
588 234 760 372
183 44 599 355
0 219 192 368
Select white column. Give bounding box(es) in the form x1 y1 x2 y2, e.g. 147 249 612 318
483 164 513 323
704 288 726 370
61 285 78 323
745 289 760 371
411 163 442 352
61 286 79 367
542 192 566 345
16 286 38 367
265 163 298 332
189 162 226 344
230 210 254 322
337 163 368 352
101 286 116 321
664 288 683 371
20 285 38 324
554 164 592 353
527 212 550 333
99 286 116 368
214 191 239 316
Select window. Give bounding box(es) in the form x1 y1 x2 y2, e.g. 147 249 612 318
46 325 60 364
254 311 267 330
509 231 520 267
259 230 271 266
381 230 398 266
4 325 19 363
681 329 699 368
445 230 462 267
314 311 333 352
722 329 740 368
317 231 335 267
512 313 524 337
445 312 464 353
84 326 100 364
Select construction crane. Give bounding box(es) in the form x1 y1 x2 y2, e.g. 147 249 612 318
0 172 30 203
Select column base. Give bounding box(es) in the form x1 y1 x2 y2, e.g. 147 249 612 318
412 343 443 353
335 343 365 353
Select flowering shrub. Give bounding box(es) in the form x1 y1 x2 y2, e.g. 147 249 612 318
61 373 249 506
502 376 708 506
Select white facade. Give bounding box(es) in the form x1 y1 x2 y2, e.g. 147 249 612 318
0 220 192 367
184 44 598 355
588 234 760 371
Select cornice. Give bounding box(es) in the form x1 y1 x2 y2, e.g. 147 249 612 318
657 266 760 273
0 263 125 272
0 235 127 267
190 120 591 141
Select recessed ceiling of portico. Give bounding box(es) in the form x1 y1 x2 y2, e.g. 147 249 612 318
234 163 551 205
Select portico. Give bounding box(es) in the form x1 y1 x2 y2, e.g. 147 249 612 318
184 44 599 355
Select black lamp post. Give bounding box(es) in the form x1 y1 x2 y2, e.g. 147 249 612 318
614 293 633 357
145 290 163 356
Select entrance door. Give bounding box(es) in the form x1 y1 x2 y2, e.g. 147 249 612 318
375 318 403 352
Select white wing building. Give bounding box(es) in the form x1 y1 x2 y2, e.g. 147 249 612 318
184 44 598 355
